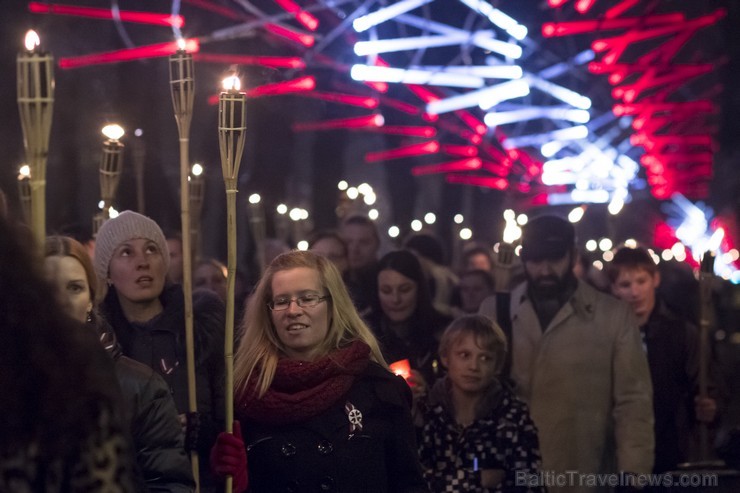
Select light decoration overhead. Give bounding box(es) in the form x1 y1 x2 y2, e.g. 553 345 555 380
663 194 739 282
485 106 590 127
350 65 485 88
544 1 726 201
502 125 589 149
40 0 672 214
29 2 185 28
411 65 523 79
354 32 522 59
426 80 530 115
272 0 319 31
59 39 199 69
353 0 434 33
456 0 528 40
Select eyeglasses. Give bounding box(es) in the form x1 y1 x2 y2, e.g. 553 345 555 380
268 294 330 311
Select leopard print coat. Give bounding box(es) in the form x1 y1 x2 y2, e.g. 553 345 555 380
0 406 137 493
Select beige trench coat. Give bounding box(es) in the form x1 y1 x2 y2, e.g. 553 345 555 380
480 280 654 492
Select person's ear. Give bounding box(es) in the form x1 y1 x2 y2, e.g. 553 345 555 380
653 271 661 289
440 354 449 369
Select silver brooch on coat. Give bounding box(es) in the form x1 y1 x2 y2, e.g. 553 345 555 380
344 401 363 437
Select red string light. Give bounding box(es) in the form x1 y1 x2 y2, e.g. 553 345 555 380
183 0 248 21
292 114 384 132
29 2 184 28
446 174 508 190
412 158 481 176
59 39 199 69
193 53 305 69
248 76 316 97
442 145 478 157
365 141 440 162
363 126 437 137
298 91 378 108
272 0 319 31
264 23 315 47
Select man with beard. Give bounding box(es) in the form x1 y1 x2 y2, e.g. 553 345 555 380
480 215 654 492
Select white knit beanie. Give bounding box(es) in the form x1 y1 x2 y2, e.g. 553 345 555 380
94 211 170 281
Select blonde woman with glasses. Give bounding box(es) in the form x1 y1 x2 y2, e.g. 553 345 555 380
210 250 428 493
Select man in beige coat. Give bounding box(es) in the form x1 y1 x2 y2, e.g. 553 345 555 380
480 215 654 492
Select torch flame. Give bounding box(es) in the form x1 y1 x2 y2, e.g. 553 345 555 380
18 164 31 179
176 37 186 52
222 75 241 92
503 220 522 244
24 30 40 51
191 163 204 176
102 124 125 141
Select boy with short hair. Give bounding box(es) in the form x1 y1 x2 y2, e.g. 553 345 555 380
416 314 543 492
609 246 721 473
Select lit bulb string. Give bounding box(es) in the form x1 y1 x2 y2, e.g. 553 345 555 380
544 1 726 201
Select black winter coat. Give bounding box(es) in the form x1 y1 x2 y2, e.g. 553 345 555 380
642 300 724 473
98 322 194 492
101 284 226 490
239 362 429 493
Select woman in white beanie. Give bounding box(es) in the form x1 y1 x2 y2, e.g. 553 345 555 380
95 210 226 491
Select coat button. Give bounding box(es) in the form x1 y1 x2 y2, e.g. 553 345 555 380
319 476 335 491
281 442 297 457
317 440 333 455
284 480 300 492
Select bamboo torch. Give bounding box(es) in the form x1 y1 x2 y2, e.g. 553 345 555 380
17 30 54 249
698 251 715 460
99 123 125 217
218 73 247 493
169 39 200 489
190 163 205 263
17 164 32 225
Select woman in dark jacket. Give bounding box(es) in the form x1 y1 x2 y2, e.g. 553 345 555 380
93 211 226 491
366 250 452 388
44 235 194 492
210 250 428 492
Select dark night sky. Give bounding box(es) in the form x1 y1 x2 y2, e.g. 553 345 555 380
1 0 738 269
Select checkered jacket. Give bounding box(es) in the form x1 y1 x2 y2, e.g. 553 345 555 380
418 380 544 492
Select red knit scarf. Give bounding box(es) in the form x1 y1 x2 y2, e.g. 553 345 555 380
237 341 371 425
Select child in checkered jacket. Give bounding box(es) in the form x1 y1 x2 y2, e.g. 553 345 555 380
415 314 545 492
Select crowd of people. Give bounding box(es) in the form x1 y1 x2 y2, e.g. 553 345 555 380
1 204 738 492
